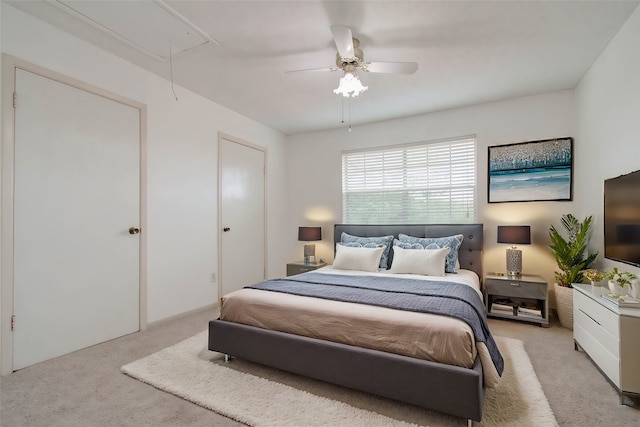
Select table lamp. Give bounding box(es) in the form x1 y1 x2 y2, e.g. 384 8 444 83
298 226 322 264
497 225 531 276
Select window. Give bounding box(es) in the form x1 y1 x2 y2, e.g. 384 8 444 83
342 136 476 224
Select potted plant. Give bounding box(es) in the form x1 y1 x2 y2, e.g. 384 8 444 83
582 269 605 287
549 214 598 329
605 267 638 296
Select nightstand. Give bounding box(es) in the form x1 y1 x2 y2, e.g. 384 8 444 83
286 261 328 276
484 273 549 327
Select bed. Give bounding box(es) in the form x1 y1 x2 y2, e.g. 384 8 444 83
208 224 499 424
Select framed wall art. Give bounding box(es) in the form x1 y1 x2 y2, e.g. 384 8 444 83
488 137 573 203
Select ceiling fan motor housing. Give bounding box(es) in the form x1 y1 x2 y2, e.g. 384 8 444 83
336 38 364 68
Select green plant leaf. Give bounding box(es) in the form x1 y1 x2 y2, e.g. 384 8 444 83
548 214 598 287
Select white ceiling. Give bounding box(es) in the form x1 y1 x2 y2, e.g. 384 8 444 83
9 1 639 135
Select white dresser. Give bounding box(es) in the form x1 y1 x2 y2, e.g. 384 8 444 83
573 283 640 405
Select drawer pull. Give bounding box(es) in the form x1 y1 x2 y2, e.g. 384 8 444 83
509 282 520 287
579 308 601 326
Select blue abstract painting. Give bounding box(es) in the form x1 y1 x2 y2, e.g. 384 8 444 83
488 137 573 203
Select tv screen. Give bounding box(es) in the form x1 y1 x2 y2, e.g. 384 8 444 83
604 169 640 267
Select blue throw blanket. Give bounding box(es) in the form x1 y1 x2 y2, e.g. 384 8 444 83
246 272 504 376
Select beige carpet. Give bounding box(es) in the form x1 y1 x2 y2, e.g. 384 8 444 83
122 332 557 426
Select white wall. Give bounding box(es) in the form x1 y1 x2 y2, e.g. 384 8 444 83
1 4 289 323
287 91 577 286
574 5 640 279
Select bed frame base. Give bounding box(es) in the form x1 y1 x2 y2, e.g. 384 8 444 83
209 319 484 422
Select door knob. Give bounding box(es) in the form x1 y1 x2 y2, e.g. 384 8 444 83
223 227 231 232
129 227 140 235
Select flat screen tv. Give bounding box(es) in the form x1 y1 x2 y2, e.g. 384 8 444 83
604 169 640 267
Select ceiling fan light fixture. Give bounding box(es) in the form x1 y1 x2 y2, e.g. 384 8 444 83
333 70 368 98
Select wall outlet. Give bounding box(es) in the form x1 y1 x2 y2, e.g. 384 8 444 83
211 272 217 283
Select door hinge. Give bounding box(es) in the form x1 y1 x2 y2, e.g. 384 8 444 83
11 315 16 331
13 92 18 109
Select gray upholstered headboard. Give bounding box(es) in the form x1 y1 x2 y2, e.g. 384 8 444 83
334 224 484 280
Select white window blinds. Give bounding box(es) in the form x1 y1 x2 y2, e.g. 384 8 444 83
342 136 477 224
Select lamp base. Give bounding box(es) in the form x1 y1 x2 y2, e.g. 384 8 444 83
506 247 523 276
303 243 315 264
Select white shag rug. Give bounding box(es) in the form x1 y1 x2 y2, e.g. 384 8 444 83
122 332 557 427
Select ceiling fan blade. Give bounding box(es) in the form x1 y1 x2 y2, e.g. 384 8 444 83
365 61 418 74
285 67 339 74
331 25 354 59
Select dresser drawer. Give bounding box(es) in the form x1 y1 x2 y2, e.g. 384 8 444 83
485 278 546 299
575 321 620 387
574 291 619 338
574 307 619 358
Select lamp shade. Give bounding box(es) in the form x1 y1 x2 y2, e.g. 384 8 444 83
497 226 531 245
334 70 368 98
298 226 322 241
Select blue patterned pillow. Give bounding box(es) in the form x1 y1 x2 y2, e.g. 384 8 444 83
341 232 394 269
397 234 464 273
393 240 424 250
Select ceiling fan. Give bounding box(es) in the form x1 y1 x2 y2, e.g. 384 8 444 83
286 25 418 97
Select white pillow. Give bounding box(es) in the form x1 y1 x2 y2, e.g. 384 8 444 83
332 243 385 272
389 246 450 276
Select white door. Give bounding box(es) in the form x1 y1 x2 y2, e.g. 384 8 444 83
12 68 141 370
219 136 266 297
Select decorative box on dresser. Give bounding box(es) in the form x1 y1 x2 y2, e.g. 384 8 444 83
573 283 640 405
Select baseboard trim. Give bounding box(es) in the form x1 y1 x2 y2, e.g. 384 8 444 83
147 303 219 330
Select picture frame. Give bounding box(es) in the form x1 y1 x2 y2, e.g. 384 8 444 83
488 137 573 203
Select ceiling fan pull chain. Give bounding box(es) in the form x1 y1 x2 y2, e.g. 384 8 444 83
348 97 352 133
